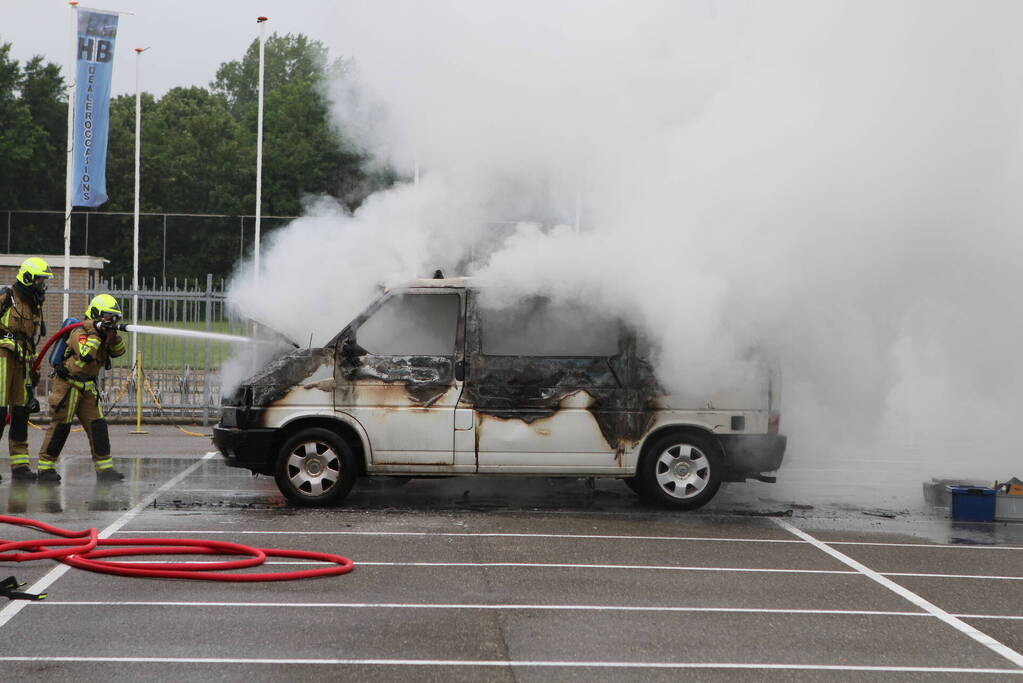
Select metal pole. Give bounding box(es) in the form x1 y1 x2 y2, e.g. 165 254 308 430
132 47 149 364
254 16 268 284
5 211 10 253
239 216 244 264
162 213 167 282
63 1 79 320
202 273 213 426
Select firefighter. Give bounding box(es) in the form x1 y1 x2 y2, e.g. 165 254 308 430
0 257 52 482
37 294 127 483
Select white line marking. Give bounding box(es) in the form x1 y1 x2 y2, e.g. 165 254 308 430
886 572 1023 581
32 601 926 617
0 657 1019 673
34 601 1023 621
773 518 1023 669
118 529 1023 552
119 530 805 543
356 561 855 574
53 559 1023 582
0 452 216 631
831 541 1023 551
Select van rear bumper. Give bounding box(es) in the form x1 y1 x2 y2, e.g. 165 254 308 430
718 434 787 480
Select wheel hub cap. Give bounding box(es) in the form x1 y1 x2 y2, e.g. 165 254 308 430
673 461 691 478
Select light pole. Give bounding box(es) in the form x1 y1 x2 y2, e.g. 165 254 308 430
254 16 268 284
62 1 79 321
132 46 149 362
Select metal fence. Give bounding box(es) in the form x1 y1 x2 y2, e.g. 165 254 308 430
36 278 244 426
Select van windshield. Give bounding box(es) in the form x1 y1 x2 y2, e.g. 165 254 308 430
356 292 459 356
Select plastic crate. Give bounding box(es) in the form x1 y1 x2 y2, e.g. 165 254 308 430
995 494 1023 522
948 486 995 522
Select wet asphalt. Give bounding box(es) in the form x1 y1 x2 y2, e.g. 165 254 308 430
1 426 1023 681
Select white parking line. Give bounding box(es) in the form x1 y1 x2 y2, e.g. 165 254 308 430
358 561 853 574
64 558 1023 582
774 518 1023 669
886 572 1023 581
831 541 1023 551
32 601 926 617
117 529 1023 552
121 530 805 543
0 657 1020 674
0 452 217 631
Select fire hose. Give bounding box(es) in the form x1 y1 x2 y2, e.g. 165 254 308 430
25 321 206 437
0 515 354 599
31 320 90 375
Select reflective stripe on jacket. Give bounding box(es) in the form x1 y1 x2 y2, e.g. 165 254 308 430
63 319 126 379
0 288 41 362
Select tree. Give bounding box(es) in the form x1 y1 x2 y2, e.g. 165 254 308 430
212 33 377 215
0 43 46 211
19 56 67 211
211 33 335 119
0 33 394 280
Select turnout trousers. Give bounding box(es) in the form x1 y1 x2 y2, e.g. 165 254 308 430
0 347 32 471
38 376 115 472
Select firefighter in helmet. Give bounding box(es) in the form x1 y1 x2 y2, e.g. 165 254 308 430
0 257 52 482
37 294 127 483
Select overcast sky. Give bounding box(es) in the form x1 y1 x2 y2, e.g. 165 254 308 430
2 0 356 96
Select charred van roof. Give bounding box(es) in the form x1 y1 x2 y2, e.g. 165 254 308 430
384 276 472 292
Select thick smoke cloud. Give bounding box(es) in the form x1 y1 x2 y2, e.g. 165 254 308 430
229 1 1023 505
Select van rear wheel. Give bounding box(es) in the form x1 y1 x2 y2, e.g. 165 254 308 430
275 428 358 506
636 431 722 509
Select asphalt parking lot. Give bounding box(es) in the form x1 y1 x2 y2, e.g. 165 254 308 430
2 426 1023 681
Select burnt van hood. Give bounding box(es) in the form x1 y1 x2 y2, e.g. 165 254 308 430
230 347 332 408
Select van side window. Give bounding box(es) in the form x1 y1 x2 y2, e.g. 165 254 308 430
479 296 619 357
357 293 459 356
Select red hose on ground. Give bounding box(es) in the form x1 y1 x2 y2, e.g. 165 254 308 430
0 515 354 584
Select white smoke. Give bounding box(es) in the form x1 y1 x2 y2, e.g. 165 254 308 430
229 0 1023 505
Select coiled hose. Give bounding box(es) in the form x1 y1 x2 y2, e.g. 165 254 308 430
0 515 353 594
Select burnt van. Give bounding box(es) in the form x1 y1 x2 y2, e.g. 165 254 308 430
213 278 786 508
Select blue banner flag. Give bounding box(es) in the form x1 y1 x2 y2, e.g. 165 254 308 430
72 10 119 207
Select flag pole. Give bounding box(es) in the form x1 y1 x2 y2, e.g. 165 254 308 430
254 16 268 284
132 46 149 362
63 1 79 321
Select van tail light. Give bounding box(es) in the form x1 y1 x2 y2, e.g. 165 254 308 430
768 412 781 435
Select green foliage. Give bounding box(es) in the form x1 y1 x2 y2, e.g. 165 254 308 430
0 33 393 281
0 43 48 210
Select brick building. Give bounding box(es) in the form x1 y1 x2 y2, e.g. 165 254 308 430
0 254 108 337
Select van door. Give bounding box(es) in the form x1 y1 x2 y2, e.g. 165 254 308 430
335 289 464 469
464 292 627 474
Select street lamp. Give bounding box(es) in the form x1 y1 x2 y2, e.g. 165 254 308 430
254 16 268 284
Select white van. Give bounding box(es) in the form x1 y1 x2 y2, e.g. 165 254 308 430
213 277 786 508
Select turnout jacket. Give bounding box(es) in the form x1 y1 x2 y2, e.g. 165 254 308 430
0 286 43 362
61 319 126 380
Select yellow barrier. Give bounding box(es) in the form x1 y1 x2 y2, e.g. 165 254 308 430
129 350 148 435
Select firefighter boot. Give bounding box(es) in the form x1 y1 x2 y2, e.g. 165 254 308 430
11 467 36 482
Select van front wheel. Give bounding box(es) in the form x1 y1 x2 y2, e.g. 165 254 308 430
275 428 358 506
636 432 722 509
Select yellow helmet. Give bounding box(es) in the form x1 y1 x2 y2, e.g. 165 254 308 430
86 293 121 320
17 257 53 286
